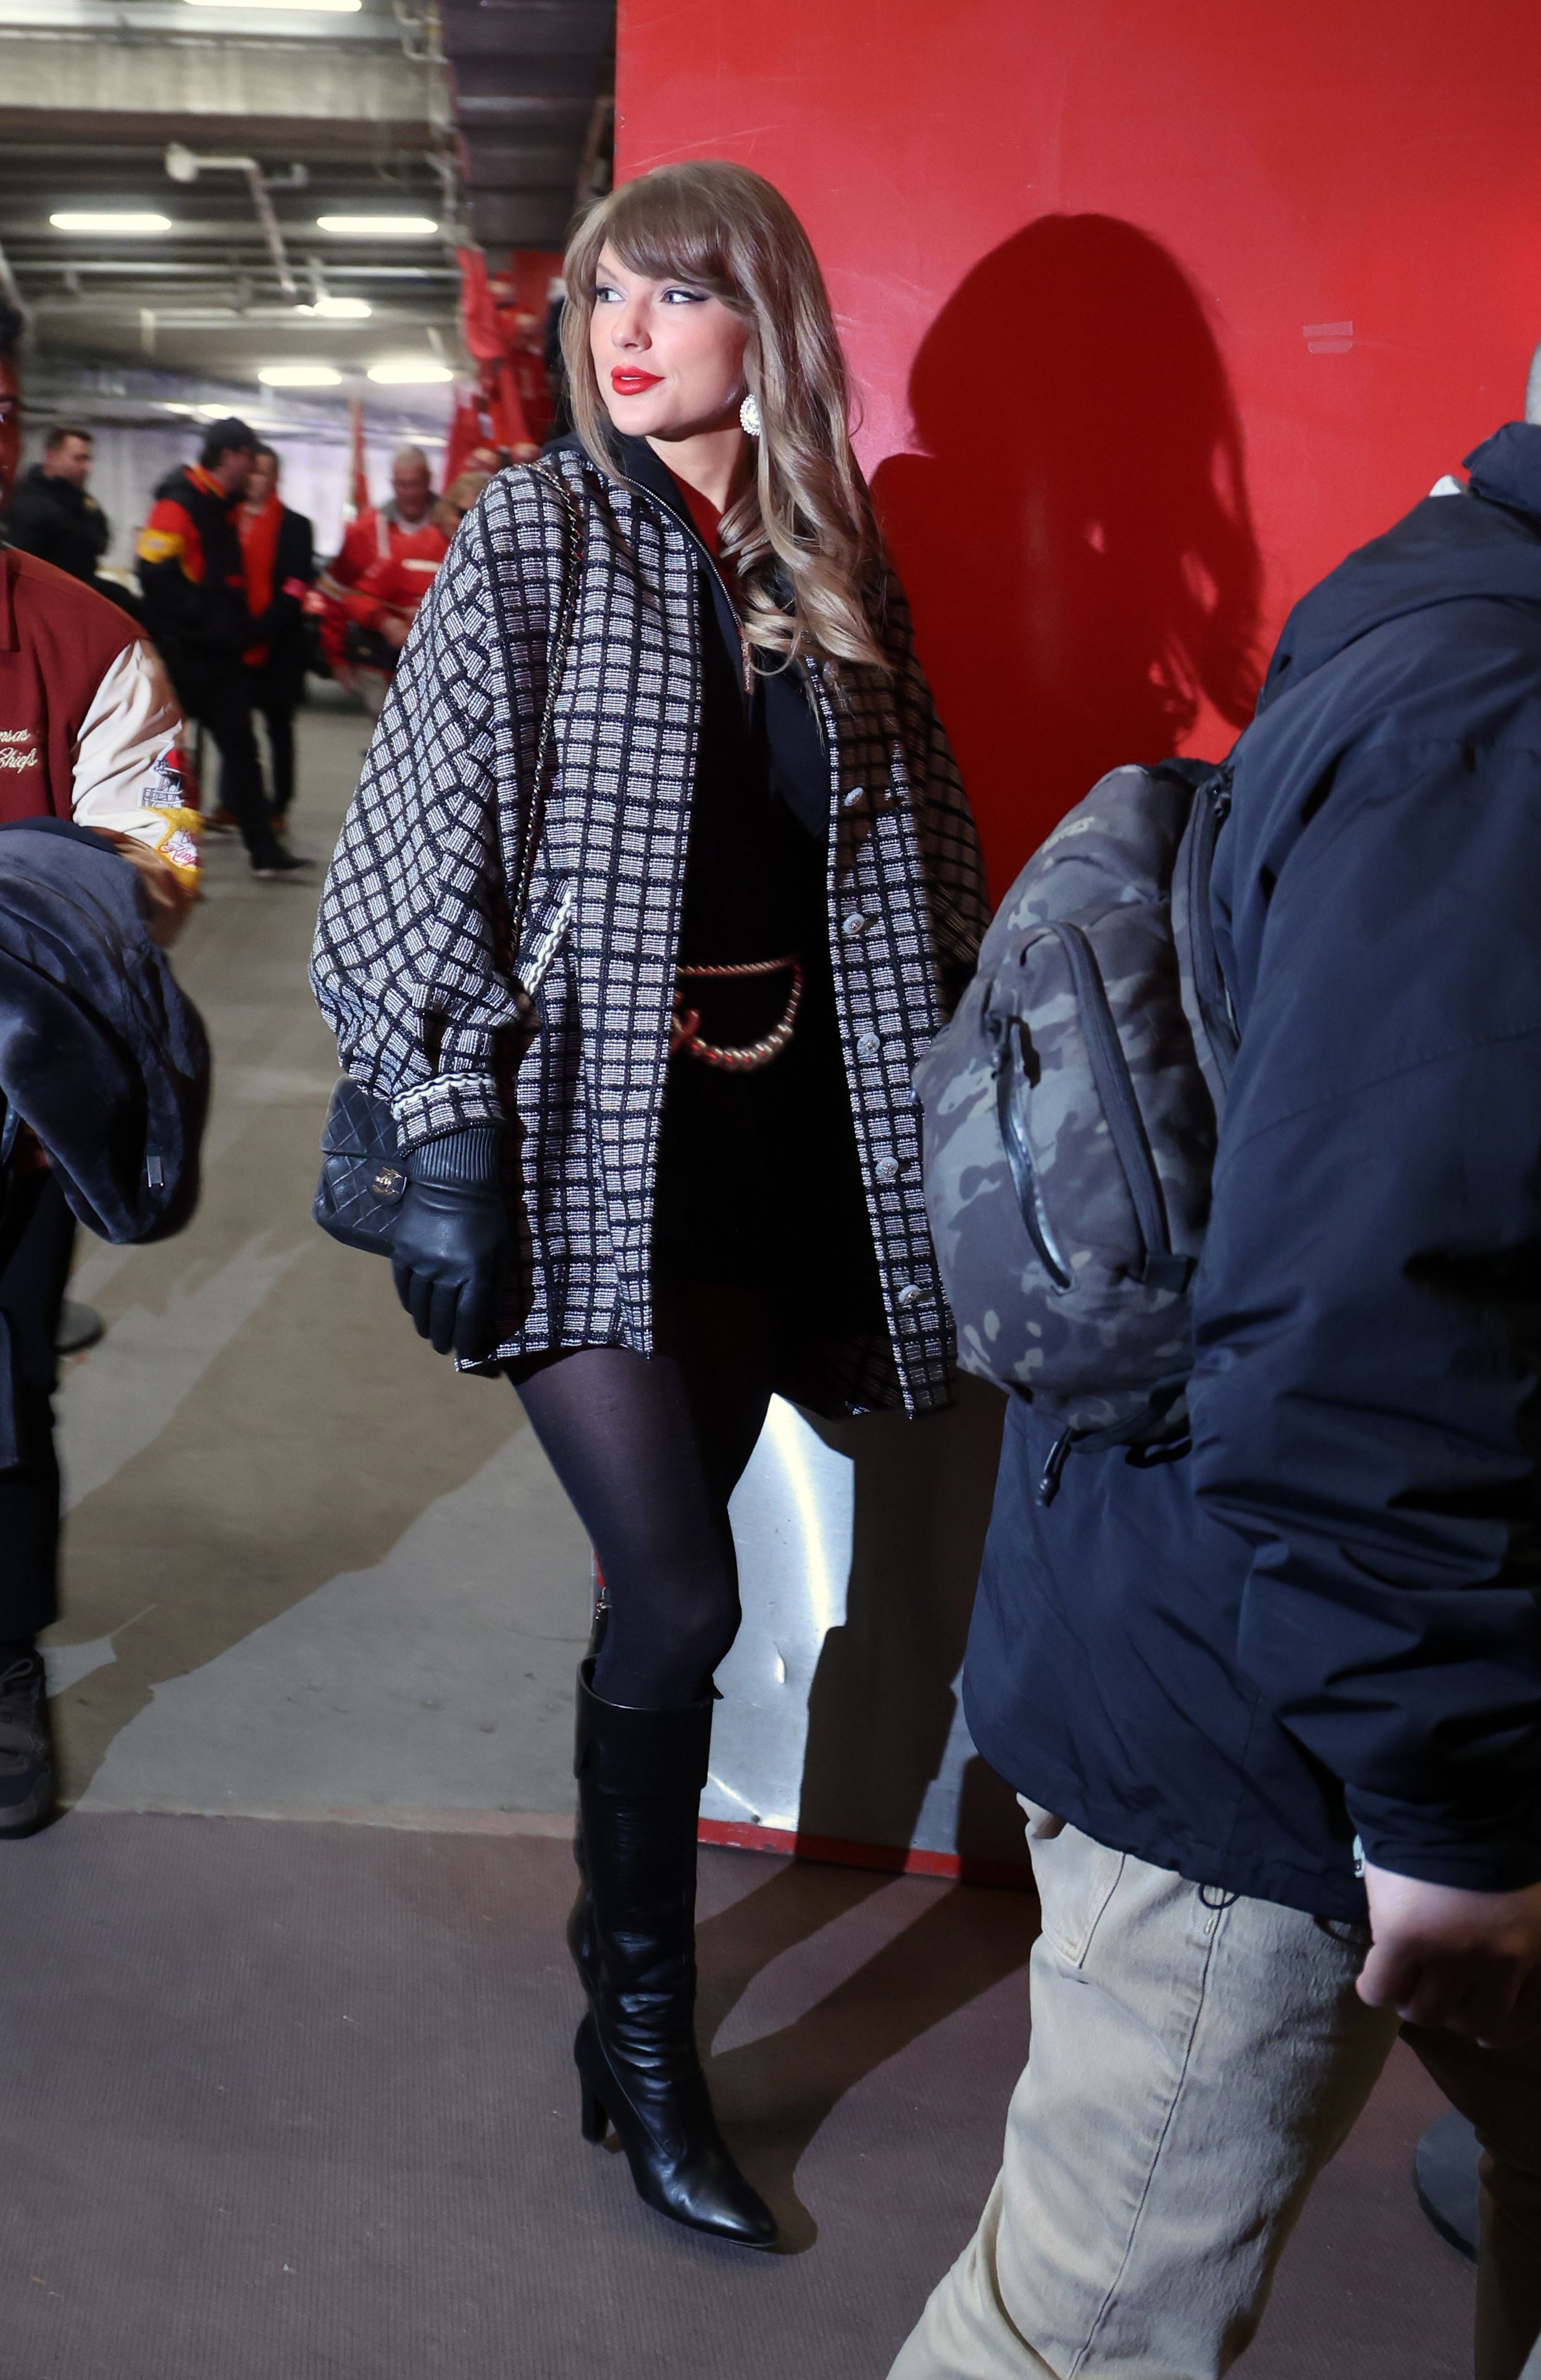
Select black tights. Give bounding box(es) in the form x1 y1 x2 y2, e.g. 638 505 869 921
510 1286 774 1710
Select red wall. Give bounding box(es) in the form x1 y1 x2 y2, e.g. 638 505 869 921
616 0 1541 894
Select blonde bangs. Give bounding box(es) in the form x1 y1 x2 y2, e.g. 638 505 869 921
594 177 746 307
561 161 889 676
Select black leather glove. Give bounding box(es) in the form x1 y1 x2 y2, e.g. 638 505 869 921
391 1125 509 1360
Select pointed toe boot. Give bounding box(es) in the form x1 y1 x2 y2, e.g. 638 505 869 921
568 1660 777 2250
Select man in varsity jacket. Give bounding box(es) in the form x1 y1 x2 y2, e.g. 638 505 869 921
136 419 307 879
0 543 207 1835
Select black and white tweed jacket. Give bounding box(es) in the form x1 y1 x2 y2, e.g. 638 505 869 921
311 446 988 1413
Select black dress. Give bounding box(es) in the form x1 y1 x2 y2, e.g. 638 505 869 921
619 440 882 1346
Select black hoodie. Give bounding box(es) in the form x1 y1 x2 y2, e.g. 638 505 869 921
964 425 1541 1915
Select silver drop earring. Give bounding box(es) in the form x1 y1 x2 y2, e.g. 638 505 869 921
739 392 762 438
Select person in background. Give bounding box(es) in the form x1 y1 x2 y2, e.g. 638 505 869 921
432 462 498 540
238 445 314 832
317 444 448 711
890 395 1541 2380
338 464 488 669
0 543 205 1835
3 425 139 621
136 419 307 880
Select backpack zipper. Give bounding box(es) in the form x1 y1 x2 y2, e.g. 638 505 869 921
1185 764 1240 1083
991 1014 1072 1288
1037 1426 1074 1506
1051 921 1190 1293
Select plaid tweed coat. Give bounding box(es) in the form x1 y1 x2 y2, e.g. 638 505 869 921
311 446 988 1413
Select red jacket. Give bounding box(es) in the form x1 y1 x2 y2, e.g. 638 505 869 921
327 505 448 633
135 461 252 665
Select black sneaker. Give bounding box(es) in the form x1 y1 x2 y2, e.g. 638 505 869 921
250 844 314 880
0 1650 56 1838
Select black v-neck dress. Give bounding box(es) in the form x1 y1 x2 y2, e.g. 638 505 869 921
618 440 882 1343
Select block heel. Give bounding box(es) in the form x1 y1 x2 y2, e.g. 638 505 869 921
580 2070 609 2145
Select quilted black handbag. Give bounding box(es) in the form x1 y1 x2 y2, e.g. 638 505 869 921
312 1074 408 1256
312 462 582 1259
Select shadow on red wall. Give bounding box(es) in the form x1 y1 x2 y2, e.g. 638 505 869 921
872 214 1266 895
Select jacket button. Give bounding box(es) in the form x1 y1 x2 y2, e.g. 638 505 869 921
895 1281 926 1309
841 911 867 937
856 1033 880 1059
875 1156 900 1184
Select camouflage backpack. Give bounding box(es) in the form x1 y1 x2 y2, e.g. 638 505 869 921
914 759 1238 1498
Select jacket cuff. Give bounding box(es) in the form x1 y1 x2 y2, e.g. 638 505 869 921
406 1125 500 1186
1345 1779 1541 1894
391 1072 503 1149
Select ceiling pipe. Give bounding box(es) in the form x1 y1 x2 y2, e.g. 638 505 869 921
164 144 304 298
43 261 458 280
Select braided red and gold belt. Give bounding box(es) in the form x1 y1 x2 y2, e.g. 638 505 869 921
670 953 803 1072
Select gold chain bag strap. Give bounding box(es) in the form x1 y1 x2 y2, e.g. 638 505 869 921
313 462 583 1257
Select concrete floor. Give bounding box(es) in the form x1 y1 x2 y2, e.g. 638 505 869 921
23 696 1477 2377
49 696 593 1822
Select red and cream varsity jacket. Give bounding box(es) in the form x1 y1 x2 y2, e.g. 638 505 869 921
0 546 200 888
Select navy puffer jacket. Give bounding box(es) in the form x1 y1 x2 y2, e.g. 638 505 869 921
963 424 1541 1917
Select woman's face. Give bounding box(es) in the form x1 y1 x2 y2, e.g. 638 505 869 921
589 242 750 442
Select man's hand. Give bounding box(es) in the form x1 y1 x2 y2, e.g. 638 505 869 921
1358 1864 1541 2045
379 612 411 651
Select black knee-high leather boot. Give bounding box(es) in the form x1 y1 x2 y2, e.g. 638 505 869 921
569 1660 777 2248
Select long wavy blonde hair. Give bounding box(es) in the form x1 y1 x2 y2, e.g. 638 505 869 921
561 161 889 674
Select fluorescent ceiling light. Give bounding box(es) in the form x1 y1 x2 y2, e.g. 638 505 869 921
183 1 362 11
367 359 454 385
298 295 372 319
259 363 343 386
51 211 172 233
317 215 437 238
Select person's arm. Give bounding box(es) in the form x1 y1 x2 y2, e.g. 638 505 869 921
1190 737 1541 1912
882 570 990 1016
312 471 571 1358
84 496 110 570
327 514 372 593
70 639 199 943
337 567 390 636
310 467 564 1150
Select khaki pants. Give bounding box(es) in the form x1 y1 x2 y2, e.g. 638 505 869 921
890 1811 1541 2380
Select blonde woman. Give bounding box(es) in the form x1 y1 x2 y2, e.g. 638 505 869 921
312 161 987 2247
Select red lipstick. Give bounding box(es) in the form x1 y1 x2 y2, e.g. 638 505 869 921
611 367 663 396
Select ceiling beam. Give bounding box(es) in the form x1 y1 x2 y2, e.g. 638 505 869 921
0 1 403 41
0 33 446 133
